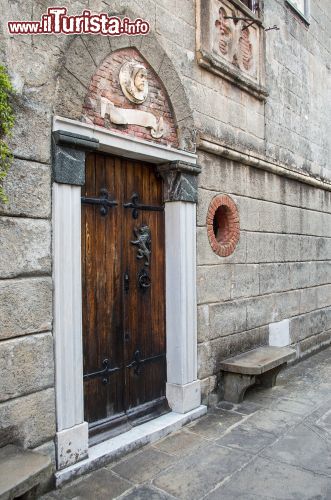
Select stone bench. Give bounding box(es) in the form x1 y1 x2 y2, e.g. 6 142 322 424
0 445 51 500
220 346 296 404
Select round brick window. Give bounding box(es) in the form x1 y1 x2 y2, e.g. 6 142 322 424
207 194 240 257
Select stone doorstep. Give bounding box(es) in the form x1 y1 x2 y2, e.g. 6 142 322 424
55 405 207 488
220 346 296 375
0 445 51 500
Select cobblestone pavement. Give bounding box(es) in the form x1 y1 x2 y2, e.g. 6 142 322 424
42 347 331 499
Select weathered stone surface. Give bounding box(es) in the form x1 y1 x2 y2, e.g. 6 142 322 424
197 227 247 265
52 145 86 186
0 388 56 448
198 326 268 379
222 372 256 404
111 448 173 484
197 152 331 212
197 304 210 343
158 161 201 202
0 333 54 403
258 263 292 294
200 375 218 405
34 440 56 467
290 307 330 342
208 300 247 339
40 348 331 499
120 485 174 499
206 456 331 500
0 218 51 278
153 428 206 457
246 232 276 263
299 330 331 356
0 159 51 218
186 409 243 440
55 67 87 120
153 443 251 500
246 290 300 330
220 346 296 375
197 265 232 304
0 277 52 340
230 264 260 299
215 425 277 454
8 98 52 164
262 421 331 475
0 444 52 500
50 469 131 500
64 36 97 89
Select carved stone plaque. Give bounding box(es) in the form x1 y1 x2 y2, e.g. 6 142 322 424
197 0 267 100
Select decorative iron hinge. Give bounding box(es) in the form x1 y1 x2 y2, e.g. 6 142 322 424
126 349 166 376
81 188 118 216
83 358 121 384
124 193 164 219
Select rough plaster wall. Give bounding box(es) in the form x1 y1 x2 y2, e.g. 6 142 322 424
264 0 331 179
197 151 331 403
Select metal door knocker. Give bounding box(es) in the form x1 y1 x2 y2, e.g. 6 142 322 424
138 268 151 289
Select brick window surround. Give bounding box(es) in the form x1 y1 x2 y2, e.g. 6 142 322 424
207 194 240 257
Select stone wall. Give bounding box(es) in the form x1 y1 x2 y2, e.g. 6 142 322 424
0 0 330 468
197 150 331 403
0 159 56 462
264 0 331 179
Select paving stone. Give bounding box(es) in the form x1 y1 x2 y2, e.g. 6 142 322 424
120 485 174 499
268 397 316 416
215 426 277 454
262 422 331 476
53 469 132 499
152 429 207 457
242 408 304 436
305 398 331 430
185 410 243 440
205 456 331 500
111 448 175 483
153 443 251 500
229 400 263 415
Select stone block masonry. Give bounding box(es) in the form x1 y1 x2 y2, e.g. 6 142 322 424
0 0 330 480
197 151 331 403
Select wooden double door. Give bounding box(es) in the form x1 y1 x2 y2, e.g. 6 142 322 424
82 153 167 440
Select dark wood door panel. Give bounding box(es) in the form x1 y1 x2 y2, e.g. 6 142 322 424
82 153 166 432
123 160 166 410
82 154 125 423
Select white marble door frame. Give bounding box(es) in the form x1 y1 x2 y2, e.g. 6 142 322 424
52 116 201 470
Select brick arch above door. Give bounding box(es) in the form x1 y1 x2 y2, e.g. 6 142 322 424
54 28 196 152
82 48 178 149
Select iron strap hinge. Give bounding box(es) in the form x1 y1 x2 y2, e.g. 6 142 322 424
81 188 118 216
83 358 121 384
126 350 166 375
124 193 164 219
